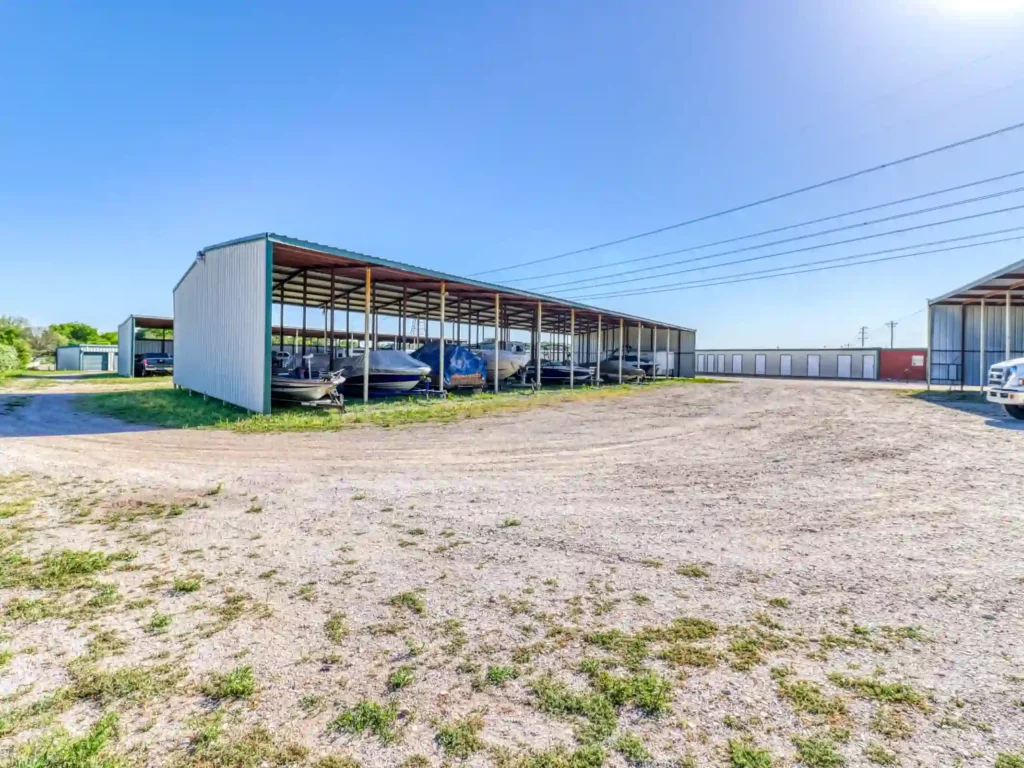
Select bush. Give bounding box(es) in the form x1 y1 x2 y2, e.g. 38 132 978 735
0 344 18 373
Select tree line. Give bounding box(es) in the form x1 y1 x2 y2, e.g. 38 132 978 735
0 316 119 371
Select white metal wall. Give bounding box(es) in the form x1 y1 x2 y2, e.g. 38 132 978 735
173 238 269 412
55 347 79 371
117 317 134 377
696 349 879 379
930 303 1024 385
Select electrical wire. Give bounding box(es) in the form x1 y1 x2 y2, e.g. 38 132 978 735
547 203 1024 296
568 233 1024 301
503 169 1024 285
470 119 1024 277
572 227 1024 298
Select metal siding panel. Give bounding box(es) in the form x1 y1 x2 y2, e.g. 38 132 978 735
929 305 963 383
55 347 76 370
173 238 268 412
134 339 175 356
117 317 134 377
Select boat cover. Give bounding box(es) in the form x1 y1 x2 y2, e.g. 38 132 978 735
332 350 431 376
411 342 487 388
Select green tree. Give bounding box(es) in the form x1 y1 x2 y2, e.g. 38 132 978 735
0 316 31 367
48 322 101 344
97 331 118 344
0 344 18 372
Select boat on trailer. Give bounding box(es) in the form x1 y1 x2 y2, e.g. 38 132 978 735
271 370 346 403
598 358 645 382
469 341 531 381
332 350 431 394
524 360 594 385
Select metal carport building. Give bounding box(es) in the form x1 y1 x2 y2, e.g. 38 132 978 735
117 315 174 377
172 233 696 413
927 255 1024 387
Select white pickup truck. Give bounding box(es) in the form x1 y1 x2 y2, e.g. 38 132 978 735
987 357 1024 420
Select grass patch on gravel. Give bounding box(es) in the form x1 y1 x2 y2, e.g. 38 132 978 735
6 711 122 767
329 700 399 744
435 716 485 759
826 673 926 709
202 665 256 700
74 379 713 432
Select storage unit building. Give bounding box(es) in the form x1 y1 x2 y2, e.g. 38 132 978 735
117 315 174 377
878 349 927 382
696 348 879 380
173 233 696 413
55 344 118 372
927 256 1024 387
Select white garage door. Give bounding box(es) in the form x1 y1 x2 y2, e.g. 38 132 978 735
862 354 875 379
732 354 743 374
696 354 705 373
717 354 725 373
838 355 852 378
780 354 792 376
755 354 766 375
807 355 820 377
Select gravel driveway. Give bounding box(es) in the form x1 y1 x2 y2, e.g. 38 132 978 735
0 379 1022 767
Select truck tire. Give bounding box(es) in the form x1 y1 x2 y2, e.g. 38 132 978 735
1006 404 1024 420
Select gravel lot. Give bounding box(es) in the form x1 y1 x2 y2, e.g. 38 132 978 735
1 378 1022 767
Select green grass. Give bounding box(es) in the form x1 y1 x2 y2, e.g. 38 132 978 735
325 612 349 643
69 661 185 703
329 700 399 744
435 716 485 759
500 518 522 528
389 591 425 615
147 613 172 633
675 563 709 578
388 665 414 691
792 737 844 768
6 711 121 768
485 665 519 686
74 379 711 432
185 714 309 768
728 739 774 768
613 733 650 766
864 743 900 766
777 678 847 716
517 745 606 768
826 674 925 709
202 665 256 700
172 575 202 593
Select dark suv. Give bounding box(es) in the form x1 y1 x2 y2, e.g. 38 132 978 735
134 353 173 377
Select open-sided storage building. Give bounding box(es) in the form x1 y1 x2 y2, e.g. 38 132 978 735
172 233 696 413
117 315 174 377
927 256 1024 387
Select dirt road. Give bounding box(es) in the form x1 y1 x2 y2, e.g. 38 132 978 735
1 379 1022 766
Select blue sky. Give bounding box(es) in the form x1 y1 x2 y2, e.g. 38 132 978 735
2 0 1023 348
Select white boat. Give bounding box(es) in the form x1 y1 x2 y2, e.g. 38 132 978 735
471 341 531 381
598 358 645 382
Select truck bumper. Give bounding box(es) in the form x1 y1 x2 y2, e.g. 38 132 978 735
986 388 1023 405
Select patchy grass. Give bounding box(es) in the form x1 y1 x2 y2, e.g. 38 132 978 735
329 700 399 744
389 591 425 615
325 612 349 644
515 744 606 768
5 711 121 767
486 665 520 686
435 716 485 759
202 665 256 700
613 733 650 765
185 713 309 768
864 743 900 766
728 738 774 767
658 642 716 668
75 380 710 432
500 518 522 528
777 678 847 717
675 563 709 578
69 660 185 703
792 736 844 768
388 665 414 691
871 706 913 739
172 575 202 593
767 597 790 609
826 674 926 709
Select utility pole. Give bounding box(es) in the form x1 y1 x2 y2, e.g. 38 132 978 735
857 326 869 347
884 320 898 348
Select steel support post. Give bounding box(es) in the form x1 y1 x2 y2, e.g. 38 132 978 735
363 267 371 403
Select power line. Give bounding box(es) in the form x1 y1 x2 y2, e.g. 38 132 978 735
573 228 1024 299
884 321 898 348
858 326 870 346
503 169 1024 285
568 232 1024 301
537 186 1024 292
471 119 1024 277
551 203 1024 297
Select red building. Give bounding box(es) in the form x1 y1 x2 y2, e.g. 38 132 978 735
879 348 927 382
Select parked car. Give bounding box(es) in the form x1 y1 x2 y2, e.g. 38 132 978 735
134 353 173 377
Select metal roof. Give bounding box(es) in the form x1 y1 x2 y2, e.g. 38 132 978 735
125 315 174 330
197 233 694 335
929 254 1024 306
